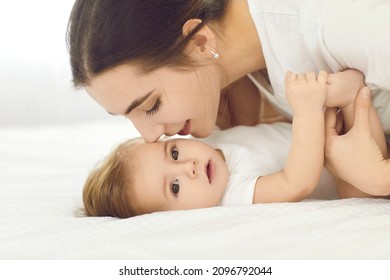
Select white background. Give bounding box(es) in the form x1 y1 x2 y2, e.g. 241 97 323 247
0 0 109 127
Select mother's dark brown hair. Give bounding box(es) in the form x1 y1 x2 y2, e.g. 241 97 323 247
66 0 229 87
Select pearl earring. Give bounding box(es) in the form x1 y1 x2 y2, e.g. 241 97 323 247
209 50 220 59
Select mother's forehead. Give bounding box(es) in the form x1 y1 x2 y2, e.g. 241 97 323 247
88 65 146 91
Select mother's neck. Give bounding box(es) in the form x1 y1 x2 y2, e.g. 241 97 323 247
217 0 266 88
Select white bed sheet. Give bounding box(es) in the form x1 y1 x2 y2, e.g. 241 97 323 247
1 120 390 260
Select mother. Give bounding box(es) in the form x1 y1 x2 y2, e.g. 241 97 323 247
67 1 390 185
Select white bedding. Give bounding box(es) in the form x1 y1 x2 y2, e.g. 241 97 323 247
1 119 390 260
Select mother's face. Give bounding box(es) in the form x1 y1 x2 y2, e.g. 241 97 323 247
86 64 221 142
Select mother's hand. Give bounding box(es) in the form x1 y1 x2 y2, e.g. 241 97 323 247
325 88 390 195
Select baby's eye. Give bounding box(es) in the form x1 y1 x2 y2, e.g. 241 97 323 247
171 145 179 160
171 179 180 196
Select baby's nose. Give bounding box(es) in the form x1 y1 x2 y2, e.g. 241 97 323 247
184 159 197 178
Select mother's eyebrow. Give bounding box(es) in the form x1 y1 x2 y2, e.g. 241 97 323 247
124 90 155 115
106 90 155 115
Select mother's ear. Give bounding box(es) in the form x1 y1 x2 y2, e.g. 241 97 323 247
182 19 217 60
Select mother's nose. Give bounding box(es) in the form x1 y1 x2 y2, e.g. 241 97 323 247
136 123 165 143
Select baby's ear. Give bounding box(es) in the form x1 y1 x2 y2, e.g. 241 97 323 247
182 19 217 60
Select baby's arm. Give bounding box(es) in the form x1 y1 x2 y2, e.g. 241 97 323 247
253 71 327 203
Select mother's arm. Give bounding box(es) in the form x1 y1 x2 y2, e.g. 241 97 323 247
325 89 390 196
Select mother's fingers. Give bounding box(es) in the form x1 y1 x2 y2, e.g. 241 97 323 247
353 87 371 134
325 107 339 137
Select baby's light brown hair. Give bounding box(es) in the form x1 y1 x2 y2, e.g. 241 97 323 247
82 138 144 218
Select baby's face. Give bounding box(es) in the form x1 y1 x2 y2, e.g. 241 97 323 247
131 138 229 213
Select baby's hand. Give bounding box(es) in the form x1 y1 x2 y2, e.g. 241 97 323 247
325 69 365 109
285 71 327 115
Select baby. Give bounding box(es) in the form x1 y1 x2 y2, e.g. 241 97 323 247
82 70 387 218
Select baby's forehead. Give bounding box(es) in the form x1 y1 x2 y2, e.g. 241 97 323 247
160 137 197 144
124 137 200 154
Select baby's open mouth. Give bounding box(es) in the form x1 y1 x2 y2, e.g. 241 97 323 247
205 160 214 184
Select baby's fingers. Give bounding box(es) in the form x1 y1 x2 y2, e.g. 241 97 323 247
305 71 316 82
285 71 296 85
317 71 328 85
297 73 306 81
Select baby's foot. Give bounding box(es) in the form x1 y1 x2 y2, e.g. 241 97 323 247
325 69 365 109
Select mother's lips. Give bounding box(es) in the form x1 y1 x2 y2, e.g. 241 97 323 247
178 120 191 135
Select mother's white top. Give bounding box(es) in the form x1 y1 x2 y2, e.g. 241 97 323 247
247 0 390 133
